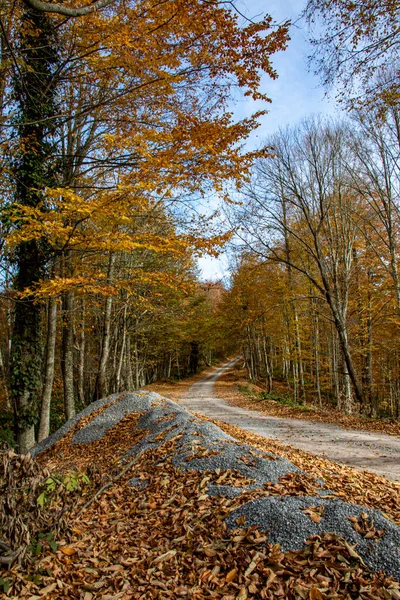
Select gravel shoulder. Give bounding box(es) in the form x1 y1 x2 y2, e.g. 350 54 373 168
179 359 400 482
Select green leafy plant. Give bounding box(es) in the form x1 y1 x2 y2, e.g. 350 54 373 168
28 531 58 557
37 472 90 508
0 577 11 594
257 391 315 412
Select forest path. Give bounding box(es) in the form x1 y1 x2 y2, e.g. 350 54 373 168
179 359 400 482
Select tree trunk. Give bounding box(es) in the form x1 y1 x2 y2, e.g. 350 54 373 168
262 332 272 393
62 290 75 420
330 310 361 409
10 6 59 453
312 298 322 407
116 305 127 392
94 253 115 400
125 333 133 390
293 308 305 403
0 346 10 409
38 296 57 441
331 325 340 404
134 335 140 389
77 298 86 406
11 295 41 453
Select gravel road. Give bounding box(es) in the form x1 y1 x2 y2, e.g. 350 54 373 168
179 359 400 482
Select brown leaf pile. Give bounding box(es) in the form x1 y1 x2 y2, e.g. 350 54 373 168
0 449 68 566
348 513 385 541
1 406 400 599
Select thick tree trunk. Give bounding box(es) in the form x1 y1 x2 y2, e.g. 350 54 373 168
0 346 10 409
38 296 57 441
331 307 363 411
11 293 42 453
10 6 59 453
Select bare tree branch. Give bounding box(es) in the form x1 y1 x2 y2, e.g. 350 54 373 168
22 0 117 17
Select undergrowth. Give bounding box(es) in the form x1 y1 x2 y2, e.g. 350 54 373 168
0 448 92 568
238 384 316 412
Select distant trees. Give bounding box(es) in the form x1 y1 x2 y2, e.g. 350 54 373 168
221 0 400 419
227 115 400 417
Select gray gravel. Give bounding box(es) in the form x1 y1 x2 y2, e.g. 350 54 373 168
226 496 400 580
33 390 400 580
127 477 150 490
30 392 126 457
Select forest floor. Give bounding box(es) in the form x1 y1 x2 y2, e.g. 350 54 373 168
2 366 400 599
148 359 400 482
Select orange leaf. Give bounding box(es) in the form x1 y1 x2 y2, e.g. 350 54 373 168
226 568 237 582
60 547 77 556
309 512 321 524
309 588 323 600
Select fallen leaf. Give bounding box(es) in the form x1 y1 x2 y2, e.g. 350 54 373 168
225 568 237 582
40 583 57 596
59 547 77 556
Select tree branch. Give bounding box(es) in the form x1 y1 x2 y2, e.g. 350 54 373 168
22 0 117 17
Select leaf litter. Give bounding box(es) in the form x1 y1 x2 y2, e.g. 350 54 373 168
1 399 400 599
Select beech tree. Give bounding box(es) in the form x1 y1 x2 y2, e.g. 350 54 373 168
1 0 289 451
8 6 59 452
224 113 400 417
305 0 400 111
235 118 365 413
347 108 400 318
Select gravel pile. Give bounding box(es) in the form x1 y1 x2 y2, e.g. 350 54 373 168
33 390 400 580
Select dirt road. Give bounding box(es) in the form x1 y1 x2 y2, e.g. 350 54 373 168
179 359 400 481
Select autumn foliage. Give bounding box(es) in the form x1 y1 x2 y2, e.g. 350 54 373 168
225 115 400 418
0 0 289 451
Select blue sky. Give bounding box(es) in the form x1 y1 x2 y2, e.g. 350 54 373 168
198 0 339 281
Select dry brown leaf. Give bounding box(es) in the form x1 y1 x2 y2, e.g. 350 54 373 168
39 582 57 595
310 512 321 524
237 586 248 600
5 386 399 600
309 588 324 600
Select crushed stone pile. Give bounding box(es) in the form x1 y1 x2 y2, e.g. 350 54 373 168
32 390 400 583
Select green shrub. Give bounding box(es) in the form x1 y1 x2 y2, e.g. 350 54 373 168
0 410 15 448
